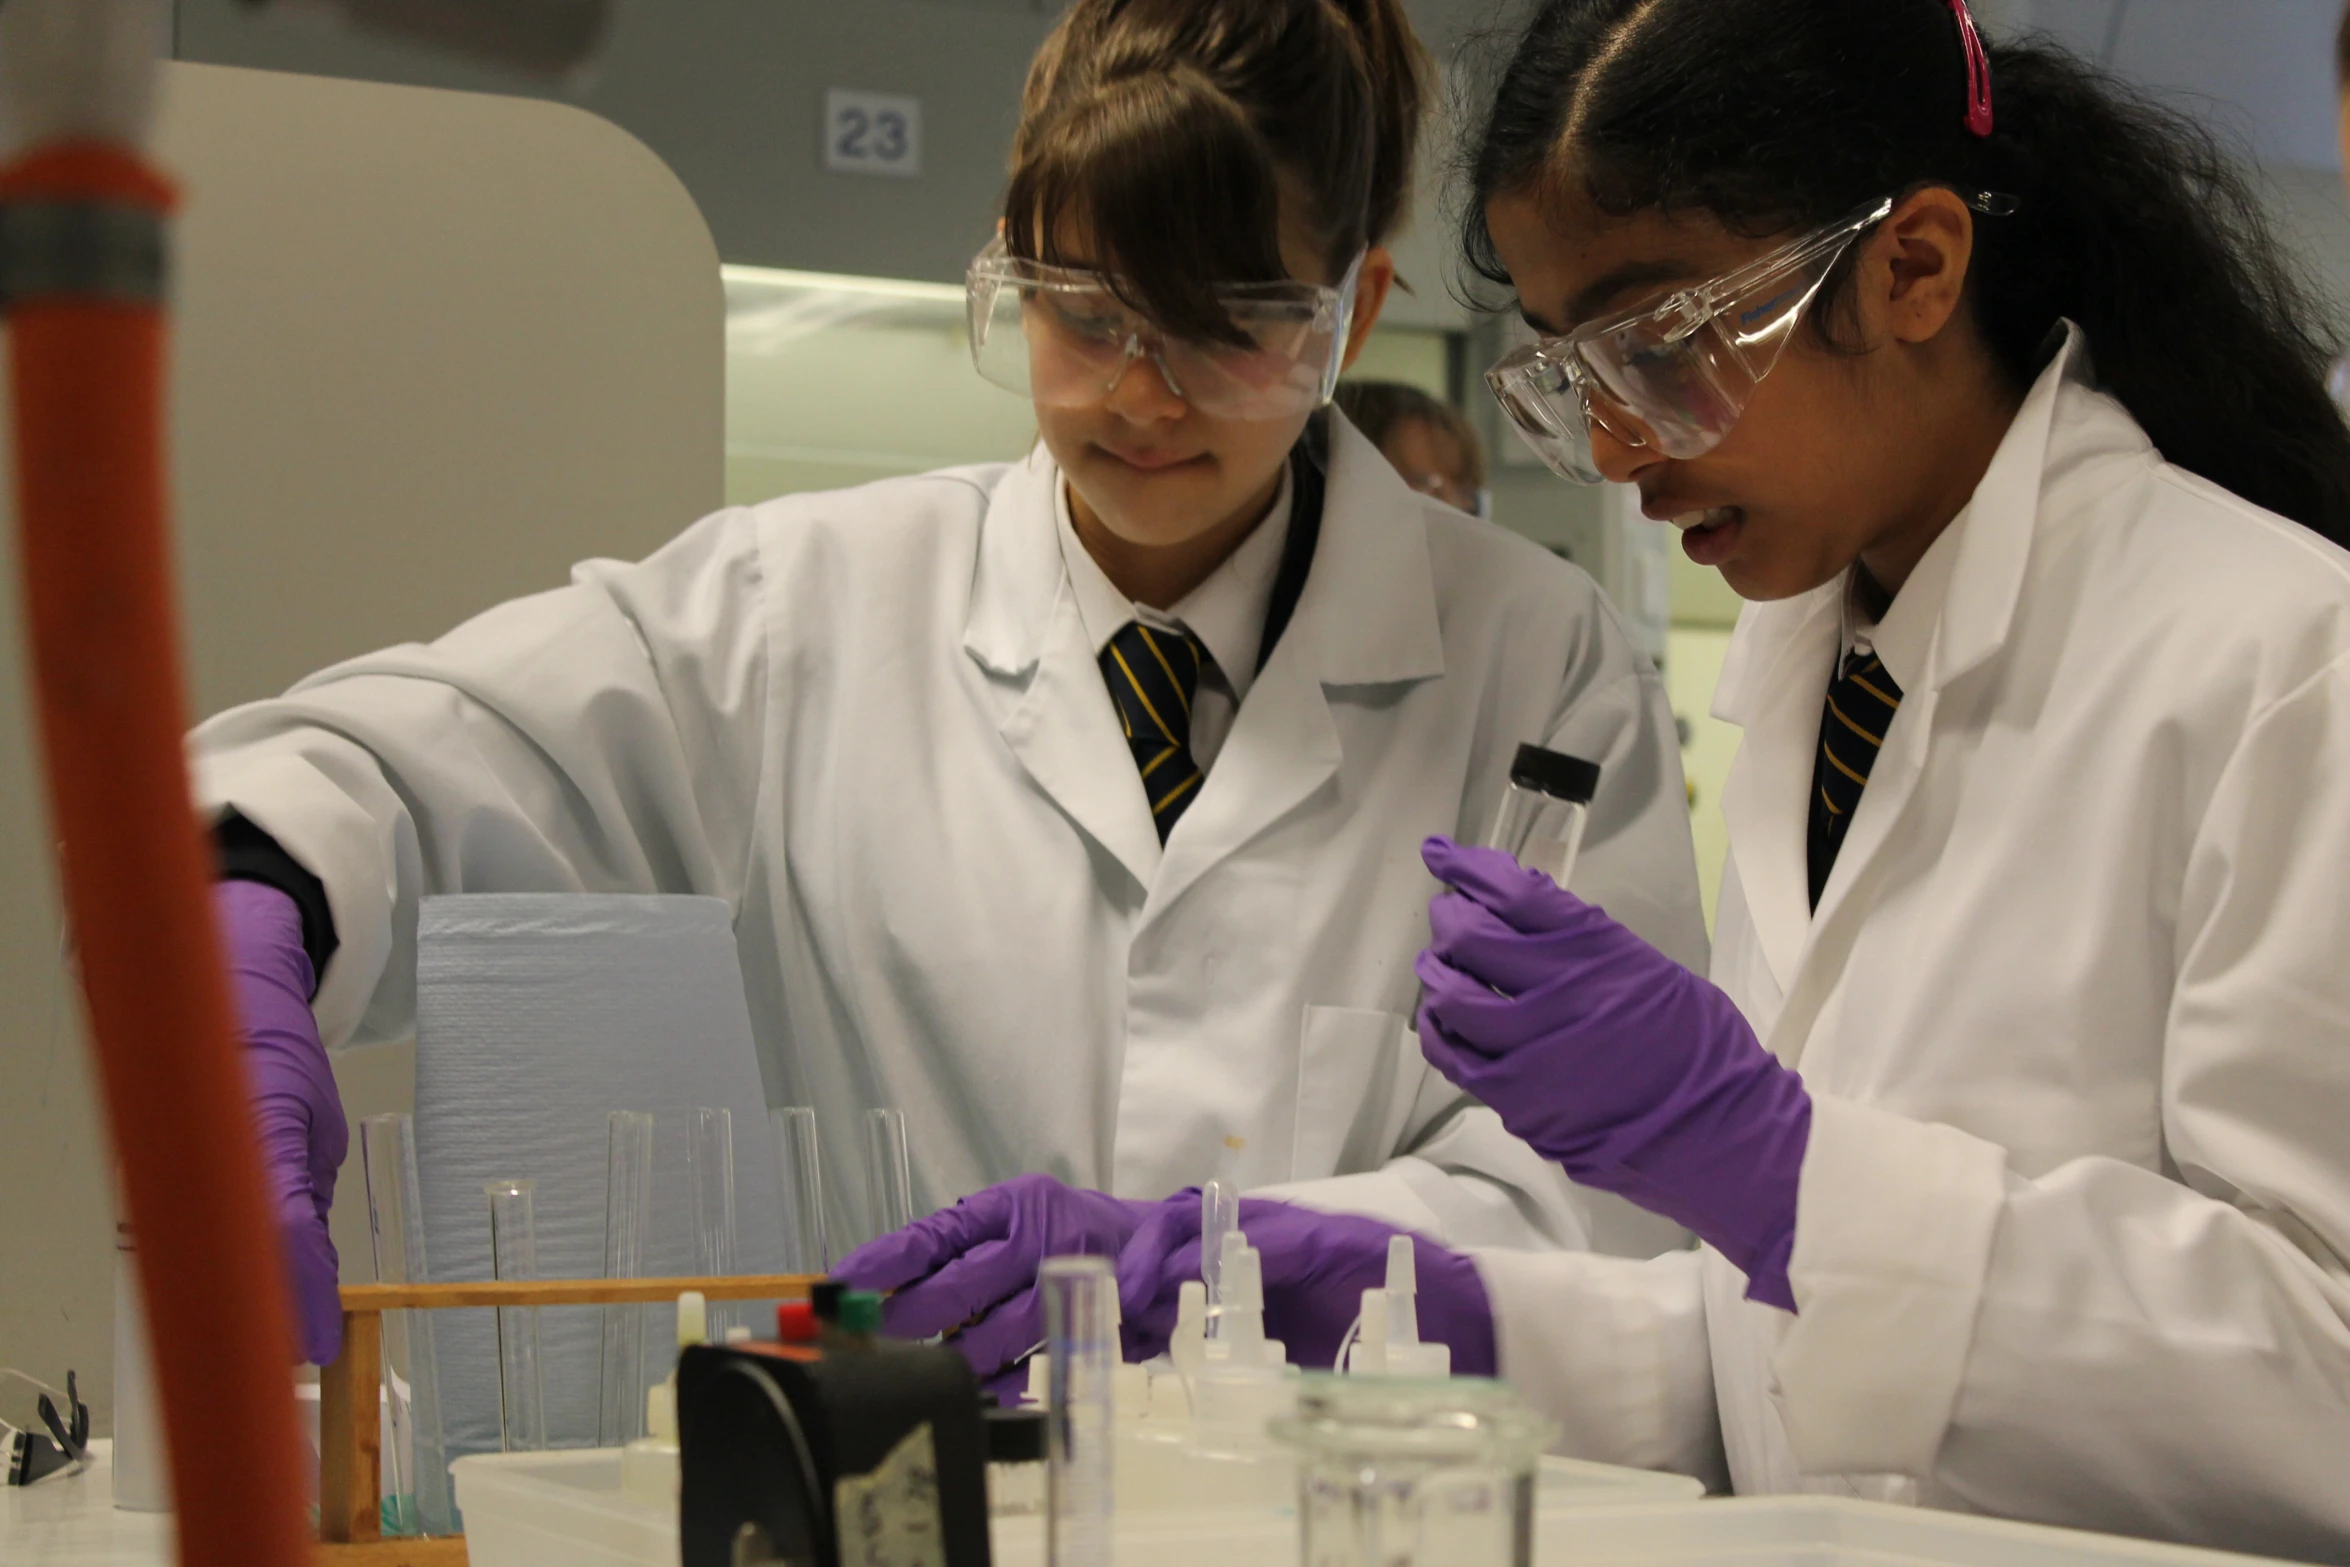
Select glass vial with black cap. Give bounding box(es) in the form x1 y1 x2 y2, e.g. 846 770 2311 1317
1485 744 1601 888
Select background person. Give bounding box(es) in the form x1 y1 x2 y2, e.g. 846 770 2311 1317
1333 378 1488 514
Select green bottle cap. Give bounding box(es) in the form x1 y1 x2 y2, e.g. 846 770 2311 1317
838 1291 884 1336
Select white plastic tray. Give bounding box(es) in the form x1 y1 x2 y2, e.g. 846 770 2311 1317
452 1446 1704 1567
1533 1497 2307 1567
455 1450 675 1567
987 1496 2309 1567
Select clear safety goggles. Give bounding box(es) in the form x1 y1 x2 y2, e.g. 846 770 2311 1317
966 234 1362 421
1485 197 1895 484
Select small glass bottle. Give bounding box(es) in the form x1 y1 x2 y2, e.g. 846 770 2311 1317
1485 744 1601 887
1273 1377 1558 1567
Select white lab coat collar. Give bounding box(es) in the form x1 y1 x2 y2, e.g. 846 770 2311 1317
1711 322 2101 996
965 418 1446 690
1714 321 2094 729
961 418 1446 896
1052 462 1294 708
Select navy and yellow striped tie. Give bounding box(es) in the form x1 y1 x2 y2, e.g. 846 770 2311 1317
1807 646 1903 909
1102 621 1208 842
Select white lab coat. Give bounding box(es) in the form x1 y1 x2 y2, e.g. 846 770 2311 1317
191 415 1705 1256
1475 331 2350 1562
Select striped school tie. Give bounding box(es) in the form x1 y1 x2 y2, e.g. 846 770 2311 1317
1101 621 1208 842
1807 645 1903 909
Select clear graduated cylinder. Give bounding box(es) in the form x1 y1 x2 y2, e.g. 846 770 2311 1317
361 1114 454 1533
770 1106 830 1273
1484 744 1601 887
863 1107 915 1242
1041 1256 1116 1567
1274 1378 1558 1567
599 1110 655 1447
484 1178 547 1453
691 1107 739 1338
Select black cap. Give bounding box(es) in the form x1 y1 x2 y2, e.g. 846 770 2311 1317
984 1404 1047 1464
810 1280 846 1323
1509 744 1601 805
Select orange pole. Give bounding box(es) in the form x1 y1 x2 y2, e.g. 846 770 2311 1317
3 142 310 1567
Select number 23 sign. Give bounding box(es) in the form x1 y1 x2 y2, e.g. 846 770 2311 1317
825 89 922 179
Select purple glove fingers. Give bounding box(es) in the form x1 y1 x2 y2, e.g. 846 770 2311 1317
1425 889 1634 999
835 1188 1015 1295
949 1284 1047 1382
214 879 345 1366
1413 835 1812 1312
1421 837 1583 933
842 1175 1156 1365
873 1234 1030 1340
982 1361 1032 1407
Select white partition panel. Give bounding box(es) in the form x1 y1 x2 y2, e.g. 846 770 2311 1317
0 61 722 1429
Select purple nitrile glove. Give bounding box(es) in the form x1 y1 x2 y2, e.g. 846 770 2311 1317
214 879 347 1364
834 1173 1157 1395
1415 836 1811 1311
1117 1194 1495 1375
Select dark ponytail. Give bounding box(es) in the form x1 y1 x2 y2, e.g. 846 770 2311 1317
1008 0 1429 343
1460 0 2350 543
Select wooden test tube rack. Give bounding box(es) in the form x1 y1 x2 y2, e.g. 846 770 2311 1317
317 1275 820 1566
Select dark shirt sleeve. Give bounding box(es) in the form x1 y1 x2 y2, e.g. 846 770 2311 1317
212 810 339 987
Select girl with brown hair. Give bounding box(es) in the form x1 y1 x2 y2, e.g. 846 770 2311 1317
193 0 1703 1387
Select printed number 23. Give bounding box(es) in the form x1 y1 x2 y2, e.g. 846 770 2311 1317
837 108 910 163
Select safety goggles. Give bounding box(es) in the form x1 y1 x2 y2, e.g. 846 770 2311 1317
1485 197 1895 484
3 1369 89 1487
966 235 1362 421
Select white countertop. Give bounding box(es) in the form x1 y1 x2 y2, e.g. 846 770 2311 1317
0 1443 175 1566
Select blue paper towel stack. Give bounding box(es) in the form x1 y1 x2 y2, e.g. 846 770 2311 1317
413 893 789 1466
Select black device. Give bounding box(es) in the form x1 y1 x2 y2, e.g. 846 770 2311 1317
678 1335 1037 1567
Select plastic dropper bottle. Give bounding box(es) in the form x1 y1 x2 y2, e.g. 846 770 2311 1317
622 1290 707 1504
1346 1235 1450 1378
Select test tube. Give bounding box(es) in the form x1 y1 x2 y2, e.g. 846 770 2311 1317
862 1108 915 1242
691 1108 739 1339
1200 1179 1238 1336
1041 1256 1116 1567
360 1114 453 1535
770 1106 831 1273
1484 744 1601 887
598 1110 655 1447
485 1179 547 1453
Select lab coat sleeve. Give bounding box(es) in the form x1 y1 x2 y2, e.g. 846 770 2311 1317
188 508 772 1049
1263 1064 1610 1250
1474 1244 1727 1485
1772 660 2350 1560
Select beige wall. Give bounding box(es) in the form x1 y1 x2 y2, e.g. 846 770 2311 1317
0 63 721 1432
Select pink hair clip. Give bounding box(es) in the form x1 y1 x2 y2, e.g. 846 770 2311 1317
1949 0 1995 136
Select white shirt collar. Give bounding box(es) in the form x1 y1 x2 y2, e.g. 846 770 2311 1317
1054 464 1294 705
1841 503 1966 699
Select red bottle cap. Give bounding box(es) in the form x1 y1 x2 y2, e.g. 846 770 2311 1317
776 1301 821 1343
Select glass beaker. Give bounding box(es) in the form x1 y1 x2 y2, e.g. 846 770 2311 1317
1484 745 1600 888
1272 1377 1559 1567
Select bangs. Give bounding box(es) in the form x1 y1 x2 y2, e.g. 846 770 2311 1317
1005 69 1288 346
